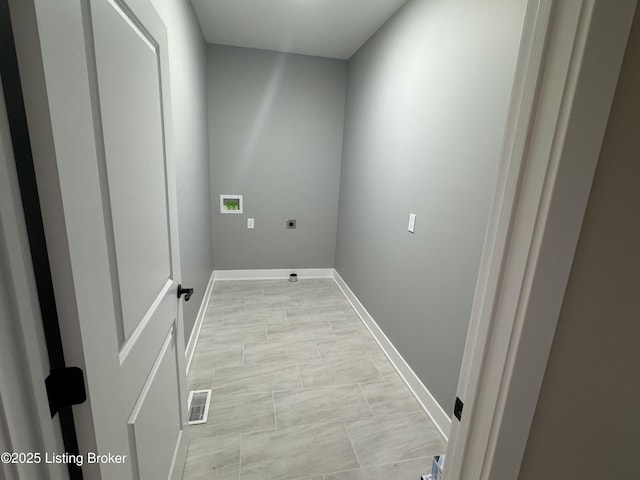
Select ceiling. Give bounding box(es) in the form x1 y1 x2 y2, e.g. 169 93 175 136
190 0 409 59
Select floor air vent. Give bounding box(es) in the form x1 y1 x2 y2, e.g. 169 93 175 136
187 389 212 425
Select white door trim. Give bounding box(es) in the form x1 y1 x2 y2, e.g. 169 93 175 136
445 1 637 478
0 75 67 480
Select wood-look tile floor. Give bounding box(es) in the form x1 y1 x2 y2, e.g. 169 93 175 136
181 278 446 480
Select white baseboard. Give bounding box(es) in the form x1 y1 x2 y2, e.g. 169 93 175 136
185 271 215 373
332 270 452 440
213 268 334 280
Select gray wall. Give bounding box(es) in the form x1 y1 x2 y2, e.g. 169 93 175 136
150 0 213 340
207 45 347 270
519 6 640 479
335 0 527 413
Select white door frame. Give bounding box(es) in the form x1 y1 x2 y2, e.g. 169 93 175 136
445 0 637 478
0 75 67 480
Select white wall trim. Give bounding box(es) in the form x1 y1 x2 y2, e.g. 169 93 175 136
213 268 335 280
333 270 452 439
185 270 215 372
0 75 66 480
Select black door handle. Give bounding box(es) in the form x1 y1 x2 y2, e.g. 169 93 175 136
177 284 194 301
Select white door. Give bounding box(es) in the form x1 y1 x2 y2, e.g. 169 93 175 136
10 0 187 478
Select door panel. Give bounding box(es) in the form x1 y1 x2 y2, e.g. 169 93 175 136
92 0 172 342
128 327 181 480
119 281 177 408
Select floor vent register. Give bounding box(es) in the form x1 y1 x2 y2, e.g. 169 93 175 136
187 389 212 425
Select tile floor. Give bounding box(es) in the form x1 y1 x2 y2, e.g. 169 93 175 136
181 278 446 480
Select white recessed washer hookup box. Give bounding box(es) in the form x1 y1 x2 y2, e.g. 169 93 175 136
220 194 243 214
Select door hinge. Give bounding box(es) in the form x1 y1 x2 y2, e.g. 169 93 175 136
45 367 87 417
454 396 464 421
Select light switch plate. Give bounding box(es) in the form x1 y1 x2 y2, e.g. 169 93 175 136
247 218 254 229
408 213 416 233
